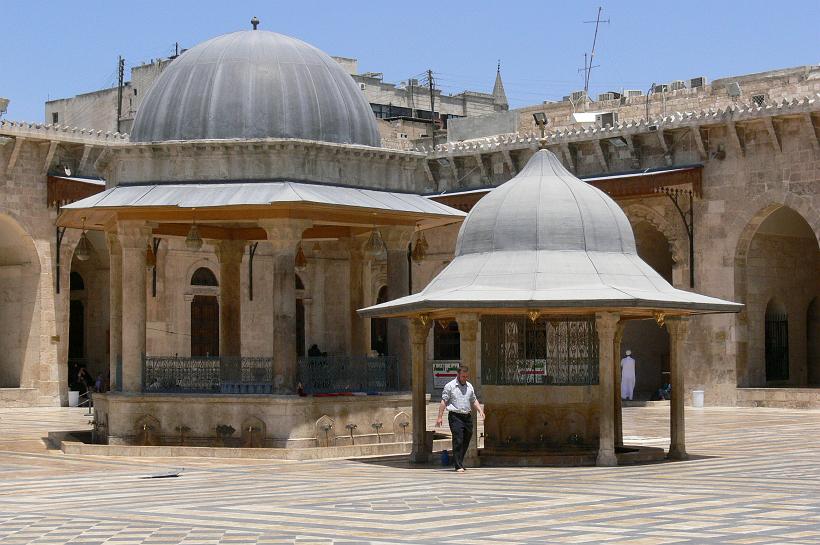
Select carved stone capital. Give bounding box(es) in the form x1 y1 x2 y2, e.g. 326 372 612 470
665 316 690 339
381 226 415 252
261 219 312 253
116 221 152 250
215 240 246 265
594 311 620 339
410 315 432 345
455 313 479 342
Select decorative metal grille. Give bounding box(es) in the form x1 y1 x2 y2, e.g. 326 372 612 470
297 356 400 394
765 314 789 381
142 356 273 394
481 316 599 385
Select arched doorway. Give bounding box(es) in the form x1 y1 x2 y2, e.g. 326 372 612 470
765 298 789 382
190 267 219 357
371 286 389 355
0 214 40 389
737 206 819 387
295 274 305 358
808 297 820 385
622 221 674 399
68 272 85 361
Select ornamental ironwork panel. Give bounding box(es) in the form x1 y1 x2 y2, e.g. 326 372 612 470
765 314 789 381
481 316 599 385
142 356 273 394
297 356 400 394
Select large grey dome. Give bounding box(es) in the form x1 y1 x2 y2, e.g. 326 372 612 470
456 150 637 256
130 30 381 146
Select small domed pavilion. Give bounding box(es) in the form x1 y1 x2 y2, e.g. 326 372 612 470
56 23 464 448
360 149 741 466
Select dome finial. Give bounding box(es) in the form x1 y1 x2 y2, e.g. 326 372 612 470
251 16 260 30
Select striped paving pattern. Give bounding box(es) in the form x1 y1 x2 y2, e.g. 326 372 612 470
0 406 819 544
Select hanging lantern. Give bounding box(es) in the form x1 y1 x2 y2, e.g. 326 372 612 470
74 217 93 261
411 231 429 263
185 224 203 251
294 243 308 272
364 228 385 257
75 232 93 261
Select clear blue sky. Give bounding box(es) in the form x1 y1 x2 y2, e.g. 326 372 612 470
1 0 818 122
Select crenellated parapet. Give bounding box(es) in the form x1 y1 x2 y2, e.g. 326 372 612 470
0 119 130 145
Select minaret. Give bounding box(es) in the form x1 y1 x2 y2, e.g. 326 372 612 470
492 60 509 111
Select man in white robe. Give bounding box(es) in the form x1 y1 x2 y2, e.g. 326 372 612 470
621 350 636 400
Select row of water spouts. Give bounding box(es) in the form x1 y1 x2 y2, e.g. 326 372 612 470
320 420 410 446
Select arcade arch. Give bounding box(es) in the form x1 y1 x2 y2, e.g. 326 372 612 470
0 214 40 389
735 205 819 387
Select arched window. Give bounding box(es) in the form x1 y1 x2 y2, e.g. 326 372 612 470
765 299 789 382
70 271 85 291
191 267 218 286
371 286 389 356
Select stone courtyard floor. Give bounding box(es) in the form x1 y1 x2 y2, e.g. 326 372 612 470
0 405 819 544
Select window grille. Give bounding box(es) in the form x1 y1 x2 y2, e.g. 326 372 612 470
481 316 599 385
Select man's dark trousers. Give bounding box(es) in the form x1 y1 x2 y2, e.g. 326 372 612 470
448 411 473 470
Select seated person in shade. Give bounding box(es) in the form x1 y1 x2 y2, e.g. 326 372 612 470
307 344 322 357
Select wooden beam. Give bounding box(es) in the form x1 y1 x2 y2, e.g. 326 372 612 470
726 121 745 156
472 153 487 182
78 144 94 174
762 117 781 153
559 143 575 173
622 135 641 169
593 139 609 173
802 113 819 153
41 140 58 176
501 149 516 175
5 137 24 177
656 130 673 166
690 126 708 161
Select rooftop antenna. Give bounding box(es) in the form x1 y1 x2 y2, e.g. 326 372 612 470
251 16 260 30
582 6 609 97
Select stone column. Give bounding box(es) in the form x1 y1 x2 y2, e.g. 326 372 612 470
456 313 480 462
262 220 310 393
410 315 432 463
216 241 245 357
382 227 414 389
595 312 619 466
614 320 625 447
666 316 689 460
348 239 367 356
106 232 123 391
118 222 151 393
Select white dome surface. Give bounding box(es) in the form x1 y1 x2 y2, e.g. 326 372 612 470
130 30 381 146
360 150 741 316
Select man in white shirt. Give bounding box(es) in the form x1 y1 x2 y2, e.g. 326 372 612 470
621 349 636 400
435 365 485 472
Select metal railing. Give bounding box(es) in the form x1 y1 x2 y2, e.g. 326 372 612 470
297 356 400 394
142 356 274 394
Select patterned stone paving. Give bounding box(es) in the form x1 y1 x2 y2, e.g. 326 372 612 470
0 405 819 544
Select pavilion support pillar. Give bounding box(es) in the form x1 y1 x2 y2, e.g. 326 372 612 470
614 320 626 447
118 221 151 393
456 313 480 463
216 241 245 357
263 220 311 393
666 316 689 460
409 316 432 463
383 227 414 389
595 312 619 466
106 232 122 391
348 239 367 356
